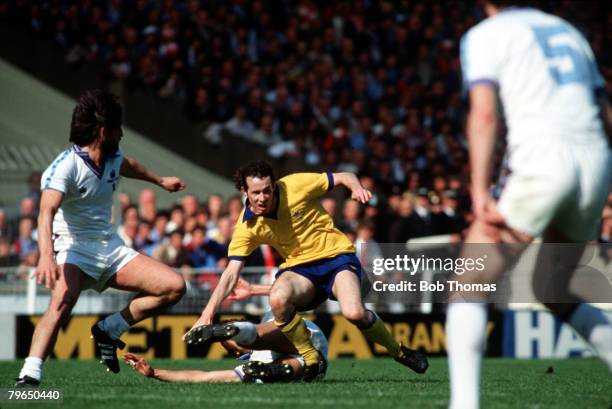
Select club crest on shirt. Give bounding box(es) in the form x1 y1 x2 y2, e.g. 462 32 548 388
290 208 305 222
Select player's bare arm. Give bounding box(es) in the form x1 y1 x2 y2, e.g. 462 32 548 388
227 278 271 301
120 157 186 192
123 353 239 382
36 189 64 289
466 83 504 225
332 172 372 203
186 259 245 335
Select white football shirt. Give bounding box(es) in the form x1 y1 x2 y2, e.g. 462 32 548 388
461 7 606 151
41 145 123 240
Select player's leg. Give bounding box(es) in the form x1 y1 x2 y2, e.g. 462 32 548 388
249 321 299 353
331 269 428 373
332 269 399 355
92 254 185 372
241 355 308 383
447 220 531 409
536 227 612 371
268 271 322 374
101 254 185 333
220 321 298 354
17 263 84 385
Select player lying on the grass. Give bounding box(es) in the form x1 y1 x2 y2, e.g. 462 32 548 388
16 90 187 387
186 161 428 381
125 312 328 383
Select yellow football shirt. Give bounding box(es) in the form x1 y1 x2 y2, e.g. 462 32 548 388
228 172 355 269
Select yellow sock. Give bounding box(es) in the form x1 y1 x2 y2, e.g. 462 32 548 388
361 313 400 357
274 313 320 366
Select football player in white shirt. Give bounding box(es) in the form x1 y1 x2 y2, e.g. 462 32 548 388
447 1 612 408
16 90 187 386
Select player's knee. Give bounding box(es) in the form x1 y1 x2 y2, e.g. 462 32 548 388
269 290 289 315
161 275 186 304
49 290 79 318
342 305 367 325
169 277 187 302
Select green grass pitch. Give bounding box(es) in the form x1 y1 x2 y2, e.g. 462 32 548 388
1 358 610 409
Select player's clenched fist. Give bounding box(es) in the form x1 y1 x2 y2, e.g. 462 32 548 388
159 176 186 192
351 187 372 204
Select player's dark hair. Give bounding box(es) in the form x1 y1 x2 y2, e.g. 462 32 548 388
69 89 122 146
233 160 276 191
485 0 539 8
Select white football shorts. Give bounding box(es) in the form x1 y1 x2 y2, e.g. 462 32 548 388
498 140 611 241
54 233 139 292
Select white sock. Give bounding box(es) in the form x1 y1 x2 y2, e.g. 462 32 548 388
568 303 612 371
231 321 258 345
99 312 131 340
18 356 43 381
446 303 487 409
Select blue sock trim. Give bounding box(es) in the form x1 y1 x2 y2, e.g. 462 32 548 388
359 310 378 330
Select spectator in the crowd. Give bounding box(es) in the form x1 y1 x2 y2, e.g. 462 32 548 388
123 204 140 225
337 199 361 233
152 229 191 268
138 188 157 223
212 216 232 250
411 188 436 238
118 218 139 249
150 211 169 244
206 194 224 238
435 189 467 235
20 172 42 205
0 237 20 278
225 106 256 140
186 226 226 270
389 194 415 243
320 197 338 221
118 192 131 214
355 221 382 267
251 115 282 146
165 205 185 233
13 216 38 262
10 197 37 239
0 209 8 239
190 208 207 235
181 194 199 218
135 220 156 256
226 195 244 225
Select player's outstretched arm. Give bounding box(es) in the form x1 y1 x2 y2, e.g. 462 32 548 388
124 353 239 382
120 156 186 192
36 189 64 289
227 278 271 301
332 172 372 204
185 259 245 335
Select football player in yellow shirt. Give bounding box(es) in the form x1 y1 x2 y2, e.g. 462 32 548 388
186 161 428 380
